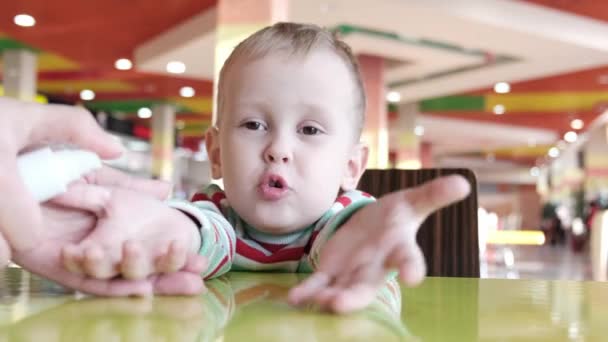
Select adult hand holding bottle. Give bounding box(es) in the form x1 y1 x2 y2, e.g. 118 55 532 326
0 97 207 296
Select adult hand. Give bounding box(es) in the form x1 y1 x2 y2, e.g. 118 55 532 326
11 166 207 296
0 97 123 266
288 175 471 313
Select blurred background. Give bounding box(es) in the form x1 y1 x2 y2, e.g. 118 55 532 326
2 0 608 282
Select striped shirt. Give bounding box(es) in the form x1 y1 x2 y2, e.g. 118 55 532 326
168 184 375 279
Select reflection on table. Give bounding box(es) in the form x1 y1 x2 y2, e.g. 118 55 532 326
1 267 607 341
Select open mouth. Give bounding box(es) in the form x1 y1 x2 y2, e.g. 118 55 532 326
258 173 289 200
265 174 287 189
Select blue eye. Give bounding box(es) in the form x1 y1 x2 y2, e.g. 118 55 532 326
300 126 321 135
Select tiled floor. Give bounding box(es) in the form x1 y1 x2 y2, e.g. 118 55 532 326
482 244 593 281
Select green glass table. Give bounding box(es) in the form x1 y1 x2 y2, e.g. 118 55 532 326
0 267 606 341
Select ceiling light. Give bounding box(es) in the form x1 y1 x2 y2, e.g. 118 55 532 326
414 125 424 136
570 119 584 130
493 104 505 115
548 147 560 158
494 82 510 94
115 58 133 70
386 91 401 103
530 167 540 177
179 86 195 98
137 107 152 119
564 131 577 143
14 14 35 27
80 89 95 101
166 61 186 74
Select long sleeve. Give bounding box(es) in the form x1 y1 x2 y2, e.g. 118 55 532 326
166 186 236 279
306 190 375 270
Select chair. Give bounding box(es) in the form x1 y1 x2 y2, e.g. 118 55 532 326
357 168 479 278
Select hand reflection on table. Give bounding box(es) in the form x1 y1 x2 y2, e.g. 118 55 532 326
0 272 412 342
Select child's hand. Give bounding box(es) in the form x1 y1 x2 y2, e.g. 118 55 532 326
288 175 471 313
61 187 205 281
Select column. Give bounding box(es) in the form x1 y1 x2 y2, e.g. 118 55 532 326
358 54 388 169
2 49 37 101
213 0 288 124
392 102 421 169
151 103 176 181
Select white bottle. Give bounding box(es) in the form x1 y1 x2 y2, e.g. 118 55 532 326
17 147 103 202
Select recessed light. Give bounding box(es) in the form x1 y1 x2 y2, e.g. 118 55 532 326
167 61 186 74
493 104 505 115
494 82 510 94
14 14 35 27
548 147 560 158
137 107 152 119
179 86 195 98
80 89 95 101
564 131 577 143
570 119 584 130
115 58 133 70
386 91 401 103
414 125 424 136
530 167 540 177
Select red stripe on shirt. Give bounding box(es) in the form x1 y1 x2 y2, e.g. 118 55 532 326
206 255 229 279
236 239 305 263
191 193 209 202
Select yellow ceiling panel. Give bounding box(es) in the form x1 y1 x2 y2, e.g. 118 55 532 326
171 97 213 113
38 80 136 93
486 92 608 112
37 52 80 71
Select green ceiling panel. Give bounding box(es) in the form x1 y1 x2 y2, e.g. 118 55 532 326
419 96 485 112
86 100 189 113
0 38 39 54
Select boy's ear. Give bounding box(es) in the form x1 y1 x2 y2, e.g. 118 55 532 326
341 143 369 191
205 127 223 179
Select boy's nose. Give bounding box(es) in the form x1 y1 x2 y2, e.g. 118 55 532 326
265 149 290 163
264 141 291 164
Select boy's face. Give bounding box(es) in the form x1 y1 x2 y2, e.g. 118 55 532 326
207 49 367 234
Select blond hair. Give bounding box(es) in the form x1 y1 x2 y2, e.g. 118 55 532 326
216 22 366 137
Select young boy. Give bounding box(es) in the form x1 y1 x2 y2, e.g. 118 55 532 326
62 22 470 313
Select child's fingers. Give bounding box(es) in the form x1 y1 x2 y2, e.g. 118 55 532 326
159 240 188 274
328 284 377 314
287 272 332 305
181 254 208 274
404 175 471 222
121 241 152 280
62 244 85 275
83 245 119 279
396 246 427 286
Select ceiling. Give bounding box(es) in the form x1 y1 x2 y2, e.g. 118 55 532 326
1 0 608 182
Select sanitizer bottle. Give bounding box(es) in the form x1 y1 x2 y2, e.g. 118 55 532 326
17 147 103 202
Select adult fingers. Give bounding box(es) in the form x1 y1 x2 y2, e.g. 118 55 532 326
0 154 43 252
50 183 111 216
152 272 206 296
0 232 10 267
85 166 171 200
31 103 123 159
